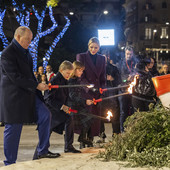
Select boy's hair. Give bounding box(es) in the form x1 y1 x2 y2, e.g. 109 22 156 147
59 60 73 71
70 61 85 78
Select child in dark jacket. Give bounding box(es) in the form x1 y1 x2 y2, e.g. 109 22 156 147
44 60 81 153
67 61 93 149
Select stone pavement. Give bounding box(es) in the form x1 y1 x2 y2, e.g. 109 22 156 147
0 123 113 167
0 124 169 170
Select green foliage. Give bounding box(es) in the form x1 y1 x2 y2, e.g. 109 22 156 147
98 104 170 168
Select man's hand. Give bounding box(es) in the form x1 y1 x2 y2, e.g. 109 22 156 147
37 83 49 91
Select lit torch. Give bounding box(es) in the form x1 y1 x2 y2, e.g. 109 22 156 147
127 75 139 94
106 111 113 121
93 75 139 105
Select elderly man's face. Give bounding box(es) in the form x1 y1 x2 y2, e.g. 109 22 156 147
125 50 133 60
17 29 33 49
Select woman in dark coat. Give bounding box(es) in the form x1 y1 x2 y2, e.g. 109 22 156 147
132 60 156 112
76 37 106 142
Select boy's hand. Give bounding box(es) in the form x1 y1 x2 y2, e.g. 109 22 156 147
86 99 93 105
61 105 70 113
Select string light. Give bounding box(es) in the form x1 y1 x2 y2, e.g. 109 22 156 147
43 16 70 69
29 5 58 71
0 9 9 48
1 1 70 71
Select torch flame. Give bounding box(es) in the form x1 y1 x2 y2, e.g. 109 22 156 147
127 75 139 94
87 84 94 88
106 111 113 121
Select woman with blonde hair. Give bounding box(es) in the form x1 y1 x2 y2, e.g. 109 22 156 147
76 37 106 144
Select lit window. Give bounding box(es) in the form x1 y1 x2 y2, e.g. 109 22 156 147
161 27 168 39
145 28 152 39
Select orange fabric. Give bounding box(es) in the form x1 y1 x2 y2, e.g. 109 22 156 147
152 74 170 96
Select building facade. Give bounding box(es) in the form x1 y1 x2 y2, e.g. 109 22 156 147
124 0 170 64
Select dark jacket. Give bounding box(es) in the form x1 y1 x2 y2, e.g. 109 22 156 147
133 69 156 101
117 57 137 83
106 62 121 87
44 72 69 134
67 77 92 133
0 40 39 124
67 77 86 109
76 51 106 98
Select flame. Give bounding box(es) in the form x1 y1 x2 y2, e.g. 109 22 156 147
106 111 113 121
127 75 139 94
87 84 94 88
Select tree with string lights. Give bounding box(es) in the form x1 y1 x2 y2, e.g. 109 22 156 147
0 0 70 71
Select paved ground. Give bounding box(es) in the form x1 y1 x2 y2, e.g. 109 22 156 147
0 123 113 167
0 124 169 170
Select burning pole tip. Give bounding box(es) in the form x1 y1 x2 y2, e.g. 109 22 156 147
106 111 113 121
87 84 94 88
127 75 139 94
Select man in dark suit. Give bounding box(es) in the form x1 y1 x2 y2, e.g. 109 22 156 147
0 26 60 166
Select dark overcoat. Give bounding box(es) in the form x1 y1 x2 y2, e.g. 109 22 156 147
76 51 106 136
67 77 93 134
0 41 38 124
44 72 70 134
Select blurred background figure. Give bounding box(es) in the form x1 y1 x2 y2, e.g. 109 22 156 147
37 66 44 82
40 74 48 96
159 64 170 75
46 65 56 82
98 54 121 142
117 46 137 133
34 71 38 79
146 57 159 77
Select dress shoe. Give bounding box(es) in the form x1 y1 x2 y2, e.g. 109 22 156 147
64 147 81 153
33 151 61 160
78 138 93 146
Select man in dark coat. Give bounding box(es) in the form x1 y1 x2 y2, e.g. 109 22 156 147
0 26 60 165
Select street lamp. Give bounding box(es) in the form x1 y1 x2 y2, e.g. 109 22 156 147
69 11 74 15
103 10 108 15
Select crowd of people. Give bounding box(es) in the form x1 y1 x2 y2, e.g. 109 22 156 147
0 26 170 166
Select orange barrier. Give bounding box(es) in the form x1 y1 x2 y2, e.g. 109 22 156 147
152 74 170 96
